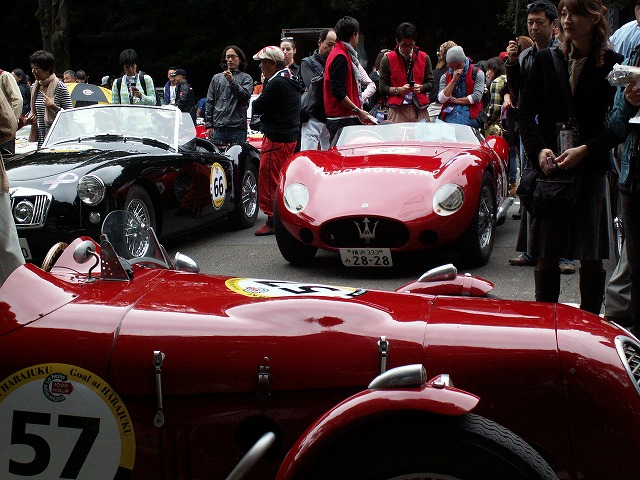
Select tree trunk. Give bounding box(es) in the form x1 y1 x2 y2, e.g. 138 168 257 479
36 0 70 73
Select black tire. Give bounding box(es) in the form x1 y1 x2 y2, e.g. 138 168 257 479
124 185 156 258
229 162 259 229
273 202 317 265
298 412 557 480
460 172 496 267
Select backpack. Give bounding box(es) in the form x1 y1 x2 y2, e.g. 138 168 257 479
301 57 325 122
115 71 149 103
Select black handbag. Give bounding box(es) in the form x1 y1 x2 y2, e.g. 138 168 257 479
517 167 577 218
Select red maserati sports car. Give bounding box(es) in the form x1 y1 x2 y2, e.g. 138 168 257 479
274 122 513 267
1 212 639 479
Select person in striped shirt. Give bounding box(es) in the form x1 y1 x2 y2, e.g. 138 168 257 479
27 50 72 148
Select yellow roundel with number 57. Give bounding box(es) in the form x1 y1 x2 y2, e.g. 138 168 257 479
210 162 227 209
0 364 135 479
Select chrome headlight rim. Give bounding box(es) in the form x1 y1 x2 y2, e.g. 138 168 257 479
78 174 106 206
13 200 35 224
284 183 310 213
433 184 464 216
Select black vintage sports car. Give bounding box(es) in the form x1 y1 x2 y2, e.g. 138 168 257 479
5 105 260 263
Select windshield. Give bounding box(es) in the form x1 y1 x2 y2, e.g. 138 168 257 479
43 105 196 151
335 122 482 147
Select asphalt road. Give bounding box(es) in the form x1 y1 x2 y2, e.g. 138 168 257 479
164 199 617 308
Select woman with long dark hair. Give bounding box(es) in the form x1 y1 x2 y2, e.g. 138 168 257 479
518 0 623 313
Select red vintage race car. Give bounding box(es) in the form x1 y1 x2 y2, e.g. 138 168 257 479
274 122 513 267
1 212 639 479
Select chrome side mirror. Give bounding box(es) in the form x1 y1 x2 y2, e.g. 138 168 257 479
73 240 100 281
174 252 199 273
417 263 457 283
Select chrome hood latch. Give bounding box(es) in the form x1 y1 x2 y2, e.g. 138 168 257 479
378 336 389 374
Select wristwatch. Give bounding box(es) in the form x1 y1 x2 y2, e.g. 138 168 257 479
352 107 358 113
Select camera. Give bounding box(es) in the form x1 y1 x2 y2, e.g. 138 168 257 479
130 82 136 88
409 81 415 88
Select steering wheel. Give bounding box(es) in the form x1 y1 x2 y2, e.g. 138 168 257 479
129 257 169 269
346 129 385 144
41 242 68 272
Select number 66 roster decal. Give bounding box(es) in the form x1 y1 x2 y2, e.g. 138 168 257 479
0 364 135 479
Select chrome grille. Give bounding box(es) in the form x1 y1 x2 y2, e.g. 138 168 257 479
615 335 640 397
9 187 52 229
319 216 410 248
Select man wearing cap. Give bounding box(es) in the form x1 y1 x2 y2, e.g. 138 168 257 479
173 69 196 123
205 45 253 146
379 22 434 123
251 45 303 236
324 16 372 143
438 45 485 128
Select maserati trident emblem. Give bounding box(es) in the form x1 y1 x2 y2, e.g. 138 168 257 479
355 217 378 244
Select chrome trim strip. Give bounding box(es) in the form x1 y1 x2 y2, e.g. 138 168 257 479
368 364 426 390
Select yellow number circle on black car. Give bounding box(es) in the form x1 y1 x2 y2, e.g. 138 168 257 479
0 364 135 479
210 162 227 209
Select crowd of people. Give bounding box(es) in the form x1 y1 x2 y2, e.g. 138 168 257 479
1 0 639 328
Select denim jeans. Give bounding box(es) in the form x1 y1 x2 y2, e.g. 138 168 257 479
212 127 247 146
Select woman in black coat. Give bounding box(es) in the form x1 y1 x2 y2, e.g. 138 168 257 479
518 0 623 313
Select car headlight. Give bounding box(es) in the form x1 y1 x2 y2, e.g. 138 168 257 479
77 175 106 206
284 183 309 213
433 184 464 216
13 200 34 224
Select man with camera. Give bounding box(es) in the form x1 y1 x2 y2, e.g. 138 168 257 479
111 49 156 105
379 22 434 123
504 0 573 273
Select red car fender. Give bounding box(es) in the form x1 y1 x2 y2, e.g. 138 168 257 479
485 135 509 163
275 376 479 480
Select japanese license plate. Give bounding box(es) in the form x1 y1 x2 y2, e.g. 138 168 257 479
19 238 32 260
339 248 393 267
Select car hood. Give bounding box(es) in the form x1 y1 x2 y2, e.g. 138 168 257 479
109 272 431 395
6 146 141 181
103 270 564 399
284 147 480 221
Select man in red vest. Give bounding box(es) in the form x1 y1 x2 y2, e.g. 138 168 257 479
437 45 485 128
324 16 373 143
379 22 434 123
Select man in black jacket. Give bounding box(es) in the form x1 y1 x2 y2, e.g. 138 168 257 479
251 46 302 235
173 69 195 123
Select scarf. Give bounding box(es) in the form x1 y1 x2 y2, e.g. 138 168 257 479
343 41 362 95
30 73 59 127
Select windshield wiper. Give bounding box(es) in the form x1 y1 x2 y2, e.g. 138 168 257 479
125 136 174 151
78 133 125 142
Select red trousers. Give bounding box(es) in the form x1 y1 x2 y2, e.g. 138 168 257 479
258 137 297 217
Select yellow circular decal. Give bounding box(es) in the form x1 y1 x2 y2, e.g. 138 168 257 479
210 162 227 209
0 364 135 479
226 278 367 299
